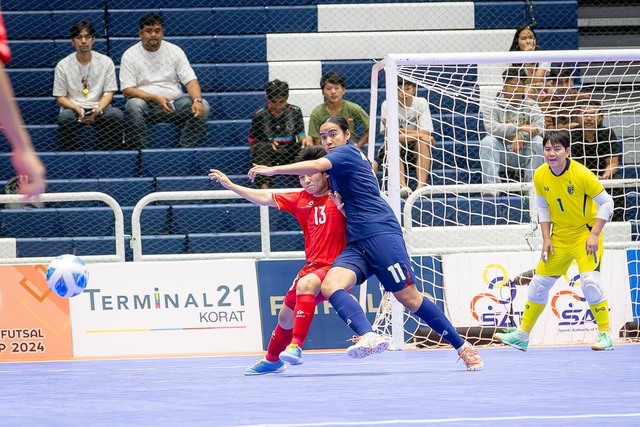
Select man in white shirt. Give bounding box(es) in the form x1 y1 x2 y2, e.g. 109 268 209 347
379 78 435 197
119 13 210 149
53 20 123 150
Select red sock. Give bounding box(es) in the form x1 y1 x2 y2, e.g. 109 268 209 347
265 324 292 362
291 294 316 348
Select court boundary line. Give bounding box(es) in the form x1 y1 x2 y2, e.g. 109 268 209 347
226 412 640 427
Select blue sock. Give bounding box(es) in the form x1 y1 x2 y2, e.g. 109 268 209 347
328 289 373 336
414 297 465 350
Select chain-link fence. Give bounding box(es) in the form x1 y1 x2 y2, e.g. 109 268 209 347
2 0 630 260
578 0 640 49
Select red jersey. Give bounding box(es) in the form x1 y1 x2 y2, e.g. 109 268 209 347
272 190 346 267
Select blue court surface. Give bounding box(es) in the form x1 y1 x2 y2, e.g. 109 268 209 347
1 344 639 427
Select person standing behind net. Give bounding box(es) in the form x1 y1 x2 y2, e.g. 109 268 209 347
480 67 544 195
210 145 347 375
379 77 435 198
494 130 615 352
249 116 484 371
0 10 45 196
248 79 307 189
53 20 123 150
120 13 210 149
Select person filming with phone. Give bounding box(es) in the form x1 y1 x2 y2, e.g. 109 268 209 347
53 20 123 151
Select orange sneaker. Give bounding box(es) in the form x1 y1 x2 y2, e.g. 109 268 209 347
458 345 484 371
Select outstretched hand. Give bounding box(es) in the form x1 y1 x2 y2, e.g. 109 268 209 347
11 149 46 198
247 164 276 182
208 169 233 189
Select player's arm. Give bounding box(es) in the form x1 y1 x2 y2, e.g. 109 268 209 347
209 169 275 207
585 190 614 254
537 195 553 262
600 155 619 179
248 158 332 180
0 64 46 196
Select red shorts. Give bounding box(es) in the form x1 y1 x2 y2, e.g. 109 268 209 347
283 263 331 310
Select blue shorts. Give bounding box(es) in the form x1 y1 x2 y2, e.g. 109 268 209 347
332 233 416 293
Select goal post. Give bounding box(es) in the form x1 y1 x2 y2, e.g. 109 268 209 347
370 49 640 349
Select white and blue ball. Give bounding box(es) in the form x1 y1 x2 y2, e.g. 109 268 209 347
46 255 89 298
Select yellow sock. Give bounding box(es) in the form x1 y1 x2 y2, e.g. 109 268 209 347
520 300 546 334
590 300 610 333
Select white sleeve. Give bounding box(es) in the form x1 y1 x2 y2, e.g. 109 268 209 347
174 45 197 85
537 195 551 223
52 62 68 97
593 190 614 221
119 49 136 90
380 100 387 133
104 57 118 92
416 98 434 133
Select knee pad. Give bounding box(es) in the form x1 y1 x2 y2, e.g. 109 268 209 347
580 271 606 304
527 275 558 305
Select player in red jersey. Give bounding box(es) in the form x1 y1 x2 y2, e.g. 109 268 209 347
0 11 46 197
209 145 347 375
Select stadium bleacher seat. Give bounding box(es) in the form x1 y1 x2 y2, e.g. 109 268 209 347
172 204 261 234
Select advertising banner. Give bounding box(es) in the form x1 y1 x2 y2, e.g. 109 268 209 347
443 250 632 345
0 264 72 361
256 256 443 350
69 259 262 357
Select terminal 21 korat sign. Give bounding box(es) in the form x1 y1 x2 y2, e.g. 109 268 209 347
69 260 263 357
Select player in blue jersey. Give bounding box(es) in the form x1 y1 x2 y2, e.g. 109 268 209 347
249 116 484 371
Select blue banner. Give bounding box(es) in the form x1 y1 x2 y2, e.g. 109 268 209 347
256 256 443 350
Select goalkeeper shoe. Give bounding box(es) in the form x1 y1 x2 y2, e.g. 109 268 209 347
244 356 286 376
346 332 389 359
279 344 303 365
494 329 529 352
458 345 484 371
591 332 614 351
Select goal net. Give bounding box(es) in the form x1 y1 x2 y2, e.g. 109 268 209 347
369 49 640 350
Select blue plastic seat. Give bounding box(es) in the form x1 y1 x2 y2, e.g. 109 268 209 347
97 178 154 207
172 203 260 234
142 234 186 255
187 232 261 253
270 231 304 252
475 2 578 30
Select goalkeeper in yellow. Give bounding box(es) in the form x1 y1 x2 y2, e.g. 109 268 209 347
495 130 614 351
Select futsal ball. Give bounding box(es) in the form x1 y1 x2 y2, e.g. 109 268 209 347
46 254 89 298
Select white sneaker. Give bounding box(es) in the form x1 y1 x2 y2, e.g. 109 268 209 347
346 332 389 359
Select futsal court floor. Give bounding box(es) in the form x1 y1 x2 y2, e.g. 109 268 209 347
2 344 639 427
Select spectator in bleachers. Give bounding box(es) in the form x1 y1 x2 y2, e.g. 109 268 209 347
53 20 123 151
0 11 45 197
509 25 550 95
570 101 624 221
120 13 210 149
480 67 544 196
308 72 370 150
379 77 435 198
537 67 591 131
249 79 306 189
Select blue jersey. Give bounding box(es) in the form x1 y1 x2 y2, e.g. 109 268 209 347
324 143 402 242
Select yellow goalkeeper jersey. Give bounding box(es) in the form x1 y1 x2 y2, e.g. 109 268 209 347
533 159 605 242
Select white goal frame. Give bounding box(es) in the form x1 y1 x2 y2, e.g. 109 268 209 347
368 49 640 349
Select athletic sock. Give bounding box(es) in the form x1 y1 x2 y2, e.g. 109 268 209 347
519 300 546 335
291 294 316 347
590 300 610 333
413 297 465 350
328 289 373 336
265 324 292 362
